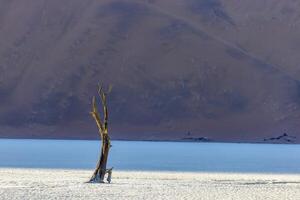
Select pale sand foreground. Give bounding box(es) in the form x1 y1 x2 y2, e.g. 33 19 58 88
1 169 300 200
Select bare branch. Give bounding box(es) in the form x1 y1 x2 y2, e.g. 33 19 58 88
98 85 108 131
98 85 107 107
90 96 104 137
108 84 113 94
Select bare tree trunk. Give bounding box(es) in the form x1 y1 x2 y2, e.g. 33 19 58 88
89 135 111 183
88 85 113 183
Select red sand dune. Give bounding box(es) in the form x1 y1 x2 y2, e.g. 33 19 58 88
0 0 299 142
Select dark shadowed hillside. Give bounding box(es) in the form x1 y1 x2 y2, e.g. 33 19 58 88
0 0 299 142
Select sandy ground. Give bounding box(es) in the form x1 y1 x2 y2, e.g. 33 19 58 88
1 169 300 200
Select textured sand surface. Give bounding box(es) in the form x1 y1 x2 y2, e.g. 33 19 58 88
1 168 300 200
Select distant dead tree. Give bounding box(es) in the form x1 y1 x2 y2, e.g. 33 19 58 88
88 84 113 183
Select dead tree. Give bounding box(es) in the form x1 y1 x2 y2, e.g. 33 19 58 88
88 85 113 183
